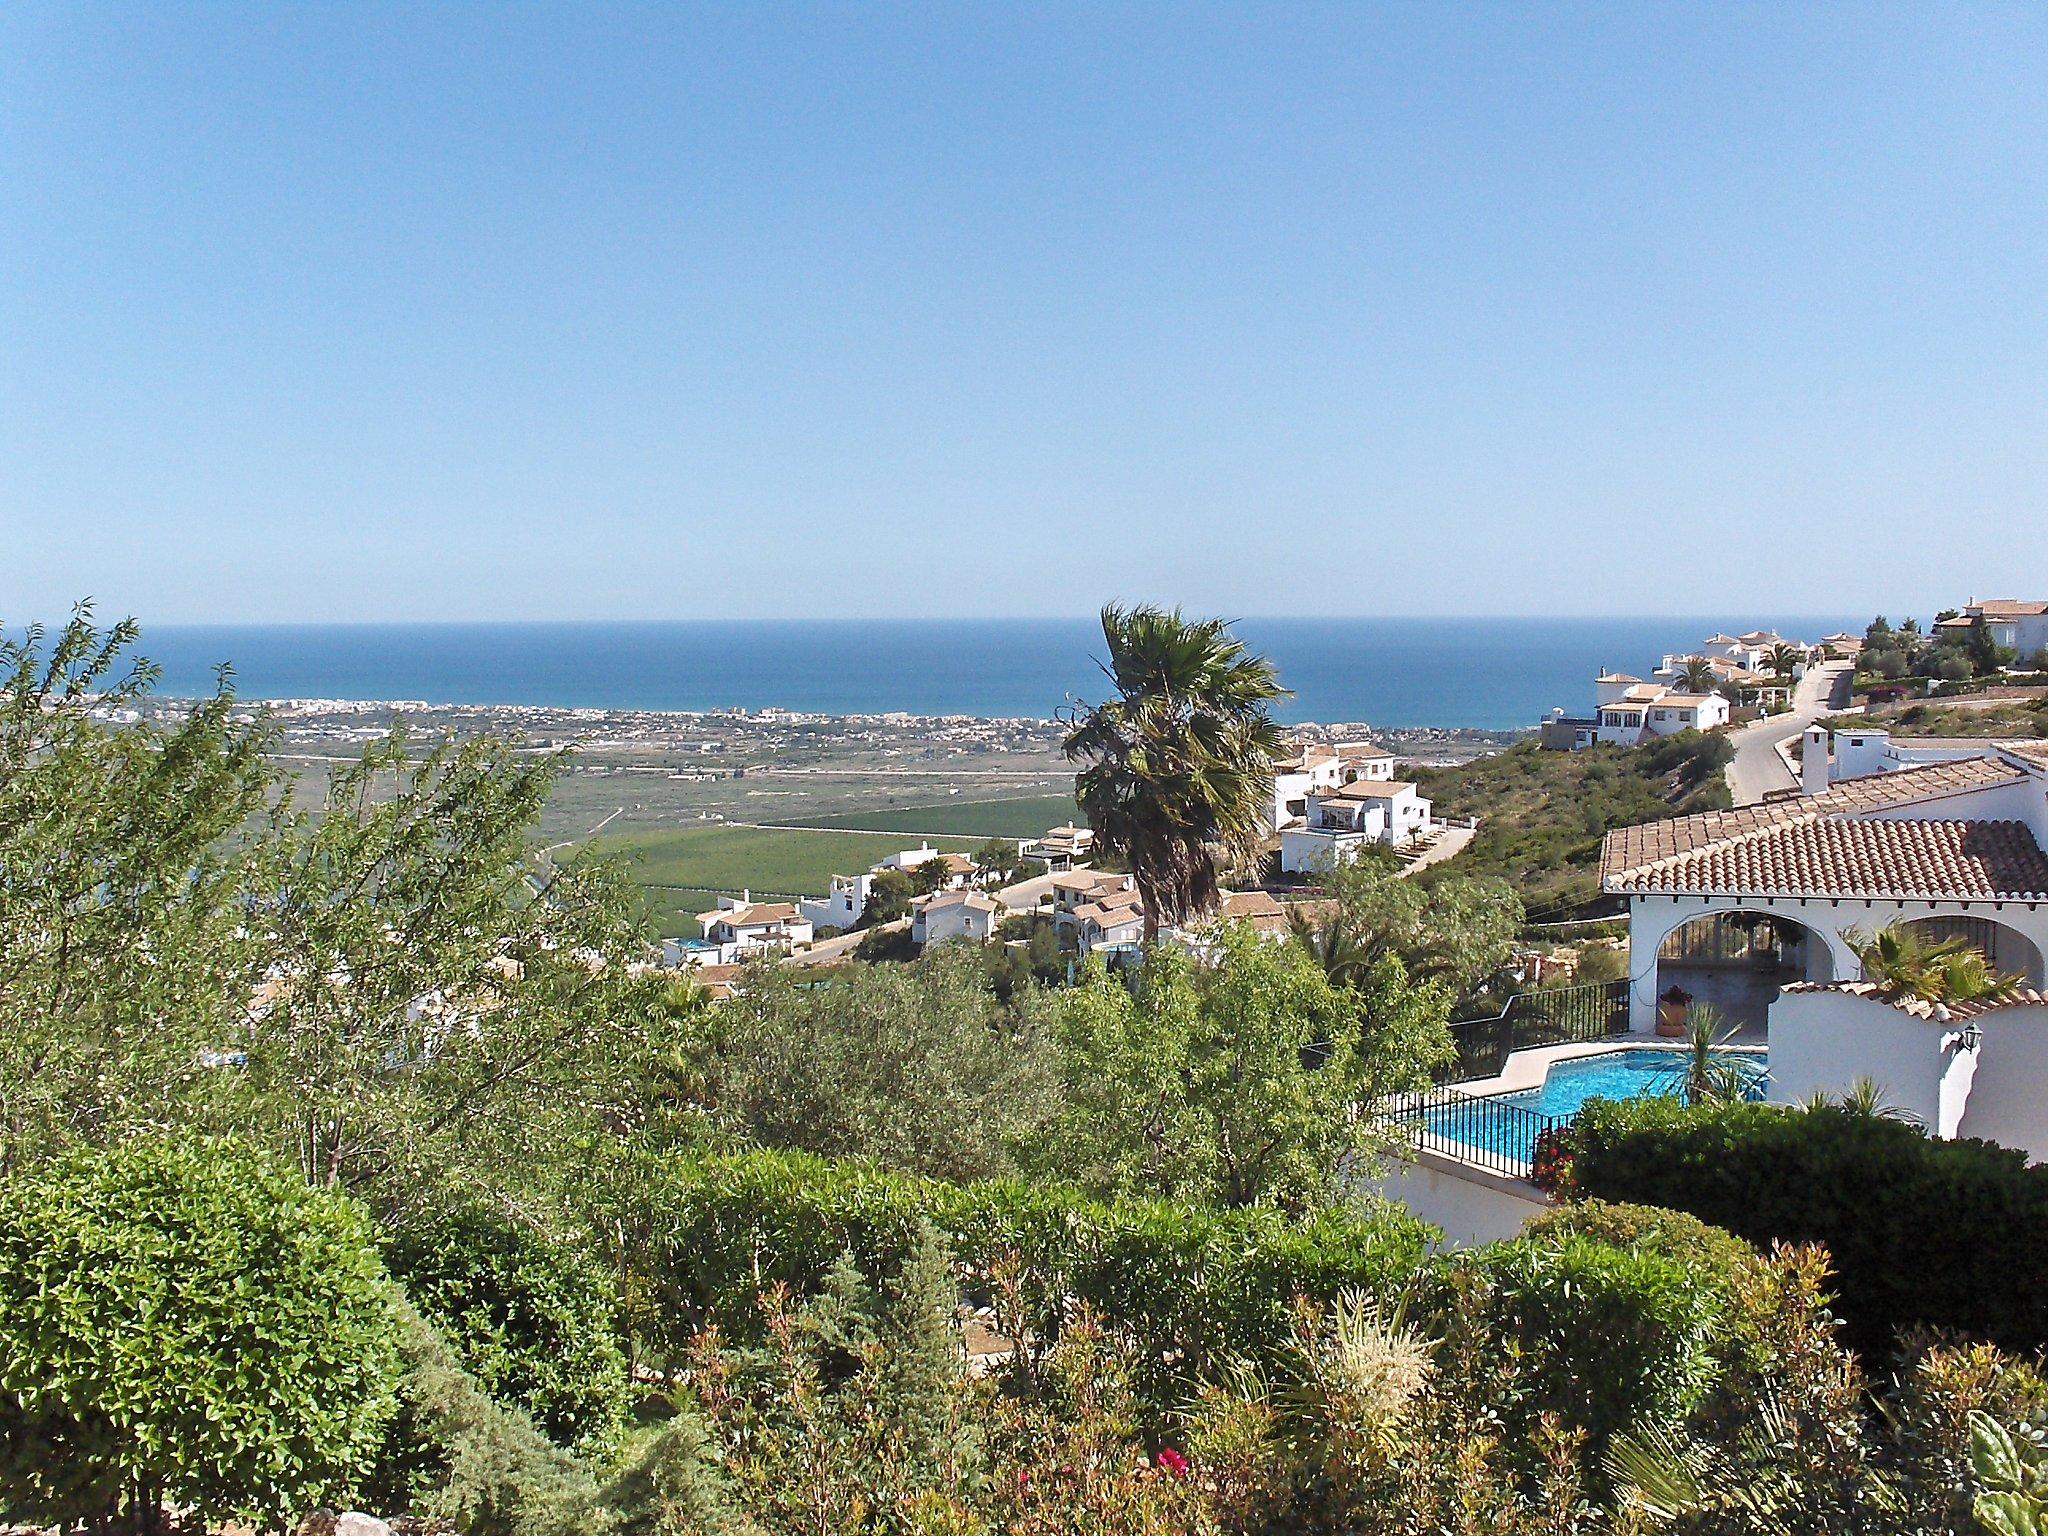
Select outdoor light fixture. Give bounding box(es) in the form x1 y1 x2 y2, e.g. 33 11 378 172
1946 1022 1985 1054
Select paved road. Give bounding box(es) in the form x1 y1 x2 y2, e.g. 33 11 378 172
1726 661 1855 805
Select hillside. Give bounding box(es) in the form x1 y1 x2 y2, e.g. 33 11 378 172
1834 695 2048 740
1410 733 1733 916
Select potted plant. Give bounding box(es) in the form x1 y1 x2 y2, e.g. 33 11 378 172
1656 984 1692 1037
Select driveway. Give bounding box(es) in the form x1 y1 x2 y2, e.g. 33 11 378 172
1726 661 1855 805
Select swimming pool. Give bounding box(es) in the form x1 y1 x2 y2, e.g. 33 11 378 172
1418 1047 1769 1168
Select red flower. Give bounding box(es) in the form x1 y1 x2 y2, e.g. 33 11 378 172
1156 1448 1190 1478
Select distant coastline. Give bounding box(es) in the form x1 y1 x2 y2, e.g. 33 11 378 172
124 616 1866 731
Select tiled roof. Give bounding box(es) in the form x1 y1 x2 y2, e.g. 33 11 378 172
919 889 998 912
705 902 802 928
1600 755 2041 898
1324 779 1417 801
1999 740 2048 772
1605 817 2048 899
1974 600 2048 618
1782 979 2048 1023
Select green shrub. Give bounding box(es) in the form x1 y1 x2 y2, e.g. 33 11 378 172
382 1195 630 1453
1526 1198 1757 1284
0 1137 402 1529
1468 1229 1726 1462
628 1148 1433 1410
1569 1097 2048 1359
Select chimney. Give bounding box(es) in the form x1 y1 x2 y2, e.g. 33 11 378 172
1801 727 1831 796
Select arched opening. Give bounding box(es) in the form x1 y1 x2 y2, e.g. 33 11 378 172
1897 916 2046 990
1656 910 1836 1036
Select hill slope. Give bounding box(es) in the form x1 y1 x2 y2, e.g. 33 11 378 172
1410 733 1732 916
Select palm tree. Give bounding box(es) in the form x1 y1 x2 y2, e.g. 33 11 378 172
1678 656 1718 693
1845 923 2021 1005
1765 642 1802 685
1063 605 1289 942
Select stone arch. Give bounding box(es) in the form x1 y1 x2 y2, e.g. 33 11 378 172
1627 900 1847 1033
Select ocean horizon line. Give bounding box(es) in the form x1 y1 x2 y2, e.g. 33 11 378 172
69 613 1870 732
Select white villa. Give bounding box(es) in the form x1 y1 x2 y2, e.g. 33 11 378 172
1936 598 2048 659
1020 824 1094 871
910 888 1002 945
1539 632 1799 750
1603 736 2048 1038
696 896 816 957
1278 779 1434 872
1265 740 1397 833
1049 869 1147 951
798 845 979 929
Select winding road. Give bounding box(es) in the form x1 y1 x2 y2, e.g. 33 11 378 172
1725 660 1855 805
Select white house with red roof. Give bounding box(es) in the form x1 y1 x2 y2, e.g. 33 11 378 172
696 895 815 956
1264 739 1397 833
1279 779 1434 872
1601 746 2048 1034
1937 598 2048 659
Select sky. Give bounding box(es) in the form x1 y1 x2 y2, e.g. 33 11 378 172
3 4 2045 623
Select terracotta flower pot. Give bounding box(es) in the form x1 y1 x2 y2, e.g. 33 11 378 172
1656 1001 1689 1037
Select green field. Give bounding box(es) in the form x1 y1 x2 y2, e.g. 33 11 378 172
576 823 988 936
766 793 1082 840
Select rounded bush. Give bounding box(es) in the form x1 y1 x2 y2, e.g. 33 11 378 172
382 1195 629 1452
0 1137 402 1528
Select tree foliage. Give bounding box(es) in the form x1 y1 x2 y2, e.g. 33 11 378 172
1040 927 1451 1210
702 945 1062 1182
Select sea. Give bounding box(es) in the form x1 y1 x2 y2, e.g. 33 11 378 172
116 616 1866 731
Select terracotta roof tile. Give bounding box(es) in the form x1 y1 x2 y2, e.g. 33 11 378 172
1782 979 2048 1022
1600 755 2041 898
1605 817 2048 899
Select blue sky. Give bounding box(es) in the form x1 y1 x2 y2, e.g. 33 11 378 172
3 4 2043 622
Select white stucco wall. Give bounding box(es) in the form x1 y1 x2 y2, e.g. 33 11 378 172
1766 989 1962 1132
1368 1152 1548 1248
1952 1003 2048 1158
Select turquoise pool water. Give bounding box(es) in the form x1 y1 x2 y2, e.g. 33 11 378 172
1422 1047 1769 1165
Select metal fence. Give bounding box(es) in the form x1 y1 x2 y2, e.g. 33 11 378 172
1389 1083 1568 1179
1440 978 1630 1085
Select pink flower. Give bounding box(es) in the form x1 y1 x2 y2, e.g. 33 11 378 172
1156 1448 1190 1479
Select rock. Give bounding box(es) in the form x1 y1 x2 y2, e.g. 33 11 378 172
336 1514 392 1536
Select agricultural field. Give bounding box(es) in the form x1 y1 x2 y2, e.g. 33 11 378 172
767 793 1082 839
572 823 987 936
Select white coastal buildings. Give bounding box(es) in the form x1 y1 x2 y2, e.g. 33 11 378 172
1278 778 1435 872
1540 632 1798 749
910 888 1002 945
1936 599 2048 660
695 895 816 957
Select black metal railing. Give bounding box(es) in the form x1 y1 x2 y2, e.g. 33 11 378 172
1388 1083 1567 1179
1440 979 1629 1085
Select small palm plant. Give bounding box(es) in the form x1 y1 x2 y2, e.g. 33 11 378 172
1646 1011 1761 1105
1846 924 2022 1006
1800 1075 1922 1127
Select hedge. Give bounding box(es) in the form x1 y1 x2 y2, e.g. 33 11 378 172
1568 1097 2048 1359
381 1195 630 1454
0 1138 401 1529
628 1148 1436 1406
